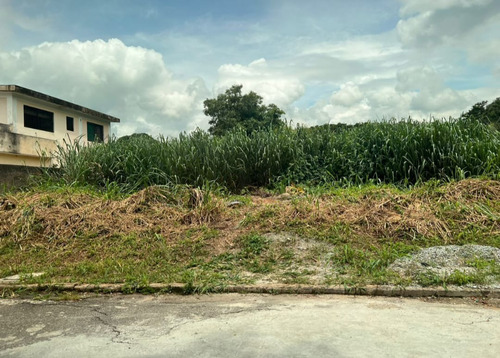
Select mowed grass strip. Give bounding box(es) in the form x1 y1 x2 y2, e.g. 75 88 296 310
0 179 499 292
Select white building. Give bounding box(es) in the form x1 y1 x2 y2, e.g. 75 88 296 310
0 85 120 167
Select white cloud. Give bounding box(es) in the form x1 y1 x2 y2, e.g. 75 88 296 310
213 45 490 128
215 58 305 109
395 66 443 93
411 88 464 112
396 66 465 112
301 37 402 62
463 15 500 78
0 39 209 137
293 66 474 127
367 86 413 117
397 0 499 48
324 101 372 125
399 0 492 16
1 1 498 137
331 82 364 107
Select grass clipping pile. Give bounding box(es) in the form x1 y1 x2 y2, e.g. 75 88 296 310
0 179 499 289
1 187 226 247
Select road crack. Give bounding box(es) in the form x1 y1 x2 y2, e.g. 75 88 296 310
90 306 132 346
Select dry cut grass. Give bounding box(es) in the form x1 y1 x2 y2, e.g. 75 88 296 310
0 179 499 289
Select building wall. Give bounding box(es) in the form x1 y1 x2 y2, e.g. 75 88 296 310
0 164 44 192
13 93 103 143
0 123 57 164
0 97 7 124
0 152 48 167
0 92 112 167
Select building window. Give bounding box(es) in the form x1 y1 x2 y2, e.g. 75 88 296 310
87 122 104 142
24 105 54 132
66 116 74 131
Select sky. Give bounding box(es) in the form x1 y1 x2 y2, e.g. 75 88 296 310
0 0 499 137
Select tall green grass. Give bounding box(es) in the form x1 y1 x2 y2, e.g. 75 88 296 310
52 118 500 192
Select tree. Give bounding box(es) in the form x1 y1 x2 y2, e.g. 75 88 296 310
485 98 500 126
116 133 157 143
203 85 285 136
461 97 500 130
461 101 488 120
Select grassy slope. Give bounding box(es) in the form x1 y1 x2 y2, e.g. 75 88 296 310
1 179 499 292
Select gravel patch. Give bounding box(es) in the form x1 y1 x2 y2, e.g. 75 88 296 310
260 232 337 285
389 245 500 279
262 232 322 251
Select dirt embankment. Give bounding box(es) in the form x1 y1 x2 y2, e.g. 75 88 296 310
0 179 499 288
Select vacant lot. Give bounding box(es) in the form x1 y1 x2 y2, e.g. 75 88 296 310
1 179 499 292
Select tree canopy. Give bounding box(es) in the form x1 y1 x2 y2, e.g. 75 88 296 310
203 85 285 136
461 97 500 130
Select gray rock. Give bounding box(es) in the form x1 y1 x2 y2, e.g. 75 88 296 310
0 272 45 283
227 200 243 208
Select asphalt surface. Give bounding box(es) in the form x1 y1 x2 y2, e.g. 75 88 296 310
1 294 499 357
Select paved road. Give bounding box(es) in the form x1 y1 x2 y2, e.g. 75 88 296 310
1 294 499 357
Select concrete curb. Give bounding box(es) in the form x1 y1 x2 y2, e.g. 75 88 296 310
1 283 499 298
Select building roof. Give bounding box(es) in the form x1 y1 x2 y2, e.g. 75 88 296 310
0 85 120 123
